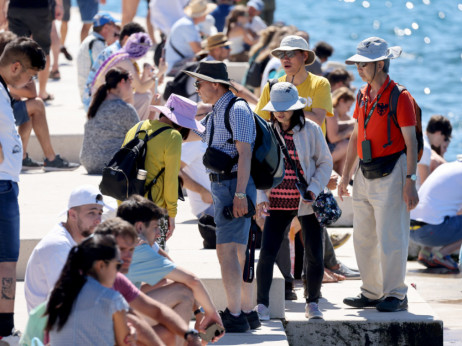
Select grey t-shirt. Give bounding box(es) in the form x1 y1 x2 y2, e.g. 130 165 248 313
80 98 139 174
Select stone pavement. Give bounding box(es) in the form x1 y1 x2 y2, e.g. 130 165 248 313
11 8 462 346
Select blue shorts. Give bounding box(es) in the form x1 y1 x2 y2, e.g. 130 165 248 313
410 215 462 247
76 0 99 23
0 181 20 262
13 100 29 126
211 176 256 245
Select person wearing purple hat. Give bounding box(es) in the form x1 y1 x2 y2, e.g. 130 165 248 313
122 93 203 244
338 37 419 313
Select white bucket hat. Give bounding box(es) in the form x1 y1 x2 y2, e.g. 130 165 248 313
271 35 316 66
262 82 307 112
345 37 402 65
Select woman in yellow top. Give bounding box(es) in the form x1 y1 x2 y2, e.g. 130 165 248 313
253 35 333 135
122 94 204 242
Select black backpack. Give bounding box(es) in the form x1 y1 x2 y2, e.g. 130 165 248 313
163 62 199 100
216 97 285 190
99 121 169 201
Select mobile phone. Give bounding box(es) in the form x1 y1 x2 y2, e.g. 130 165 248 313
154 77 159 95
199 323 225 342
223 196 256 220
361 139 372 163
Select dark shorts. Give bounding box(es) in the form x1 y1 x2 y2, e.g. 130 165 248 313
76 0 99 23
12 100 30 126
0 181 20 262
63 0 71 21
7 7 52 55
327 142 336 153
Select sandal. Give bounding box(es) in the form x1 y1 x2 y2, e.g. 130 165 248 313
40 94 55 102
49 70 61 80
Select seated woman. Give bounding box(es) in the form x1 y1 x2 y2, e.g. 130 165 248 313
326 87 355 174
91 32 165 120
45 234 131 345
225 5 257 62
80 68 139 174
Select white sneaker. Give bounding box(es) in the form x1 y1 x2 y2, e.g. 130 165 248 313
0 329 21 346
305 302 323 320
255 303 270 321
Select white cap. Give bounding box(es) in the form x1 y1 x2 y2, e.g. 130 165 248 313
60 185 113 216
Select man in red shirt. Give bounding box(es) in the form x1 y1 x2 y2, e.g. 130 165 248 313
338 37 419 312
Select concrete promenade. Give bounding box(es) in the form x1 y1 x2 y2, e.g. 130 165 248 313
10 8 462 345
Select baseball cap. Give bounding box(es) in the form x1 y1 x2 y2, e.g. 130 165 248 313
93 12 119 27
60 185 113 216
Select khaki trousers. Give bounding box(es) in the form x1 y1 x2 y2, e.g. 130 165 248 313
352 154 409 300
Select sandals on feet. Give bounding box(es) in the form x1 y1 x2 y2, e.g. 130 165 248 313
49 70 61 80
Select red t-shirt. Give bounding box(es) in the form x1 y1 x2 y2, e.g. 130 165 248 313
353 76 416 159
113 272 140 303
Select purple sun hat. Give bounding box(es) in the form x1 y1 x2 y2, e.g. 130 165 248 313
150 94 205 132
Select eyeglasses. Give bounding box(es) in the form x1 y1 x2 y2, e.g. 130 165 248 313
355 62 369 68
222 45 230 50
194 80 205 90
273 50 297 59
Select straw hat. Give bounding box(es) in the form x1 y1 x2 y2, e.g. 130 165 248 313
150 94 204 132
262 82 307 112
271 35 316 66
345 37 402 65
197 33 231 55
184 0 217 18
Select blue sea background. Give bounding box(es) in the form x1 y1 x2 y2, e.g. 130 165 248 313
95 0 461 161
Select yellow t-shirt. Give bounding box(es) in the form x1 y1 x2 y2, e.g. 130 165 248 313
122 120 182 217
254 74 333 135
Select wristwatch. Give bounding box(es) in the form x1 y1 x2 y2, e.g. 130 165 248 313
235 192 246 199
184 328 200 341
406 174 417 181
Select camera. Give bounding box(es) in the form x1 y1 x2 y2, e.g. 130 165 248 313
223 196 256 220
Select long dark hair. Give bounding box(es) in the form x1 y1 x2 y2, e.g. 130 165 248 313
87 67 130 119
270 108 305 133
45 234 119 332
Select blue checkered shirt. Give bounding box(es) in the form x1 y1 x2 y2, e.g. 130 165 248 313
197 91 256 173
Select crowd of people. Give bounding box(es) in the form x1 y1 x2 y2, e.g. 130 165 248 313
0 0 460 344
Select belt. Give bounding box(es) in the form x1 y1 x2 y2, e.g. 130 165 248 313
410 219 427 231
209 171 238 182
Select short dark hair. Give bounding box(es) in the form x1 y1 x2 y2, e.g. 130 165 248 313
0 31 17 56
117 195 165 226
327 68 351 87
119 22 145 43
0 37 46 71
94 217 137 242
314 41 333 60
426 115 452 139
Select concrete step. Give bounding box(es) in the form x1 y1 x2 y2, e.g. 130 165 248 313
284 280 443 346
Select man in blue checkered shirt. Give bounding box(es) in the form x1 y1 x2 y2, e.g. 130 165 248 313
185 61 260 333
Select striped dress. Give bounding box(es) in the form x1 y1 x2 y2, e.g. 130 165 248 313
269 132 303 210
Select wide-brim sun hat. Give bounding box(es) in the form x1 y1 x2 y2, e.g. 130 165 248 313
345 37 402 65
184 0 217 18
182 61 233 88
197 33 232 56
150 94 205 132
271 35 316 66
262 82 307 112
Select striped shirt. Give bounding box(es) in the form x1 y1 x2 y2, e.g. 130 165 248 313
198 91 256 173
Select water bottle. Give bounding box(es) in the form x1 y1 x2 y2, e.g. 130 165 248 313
133 169 147 196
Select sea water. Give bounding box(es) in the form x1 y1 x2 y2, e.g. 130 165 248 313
97 0 461 161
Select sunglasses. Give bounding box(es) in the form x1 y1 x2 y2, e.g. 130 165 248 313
194 80 205 90
274 50 297 59
355 62 369 68
106 259 123 271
